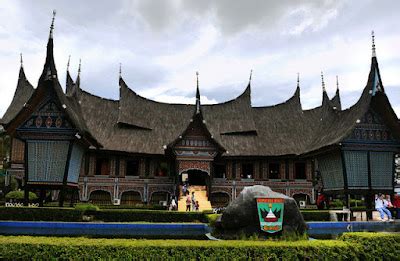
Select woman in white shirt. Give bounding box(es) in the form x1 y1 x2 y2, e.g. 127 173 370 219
375 194 394 221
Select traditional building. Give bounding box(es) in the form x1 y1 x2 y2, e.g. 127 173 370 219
1 15 399 208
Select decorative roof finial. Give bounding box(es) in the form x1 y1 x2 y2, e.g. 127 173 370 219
321 71 326 92
67 55 71 71
371 30 376 58
297 72 300 88
249 69 253 84
336 75 339 91
196 71 199 90
78 58 81 76
20 53 23 68
196 71 201 114
119 63 122 78
49 10 56 39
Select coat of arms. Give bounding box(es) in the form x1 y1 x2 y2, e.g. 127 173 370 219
256 198 284 233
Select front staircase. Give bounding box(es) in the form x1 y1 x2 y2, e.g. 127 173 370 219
178 185 212 212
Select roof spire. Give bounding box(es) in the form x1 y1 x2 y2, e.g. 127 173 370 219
321 71 326 92
49 10 56 39
20 53 23 68
336 75 339 91
78 58 81 76
67 55 71 71
297 72 300 88
371 30 376 58
39 10 58 83
119 63 122 78
196 71 201 114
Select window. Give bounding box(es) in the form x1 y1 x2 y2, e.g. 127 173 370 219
242 163 254 179
269 163 280 179
214 164 226 178
126 159 139 176
295 162 306 179
155 162 169 176
95 158 110 176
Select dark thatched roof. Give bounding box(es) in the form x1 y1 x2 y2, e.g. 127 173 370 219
1 67 34 125
330 89 342 110
3 33 100 148
69 55 395 157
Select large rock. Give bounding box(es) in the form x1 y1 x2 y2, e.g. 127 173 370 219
220 185 306 237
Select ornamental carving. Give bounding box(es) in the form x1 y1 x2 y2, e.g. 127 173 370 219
346 109 396 143
21 100 72 130
178 160 210 174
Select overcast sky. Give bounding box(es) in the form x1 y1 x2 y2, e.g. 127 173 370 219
0 0 400 116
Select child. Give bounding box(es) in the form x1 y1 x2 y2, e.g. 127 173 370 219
195 200 200 211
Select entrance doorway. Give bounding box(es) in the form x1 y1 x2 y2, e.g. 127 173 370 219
183 169 208 186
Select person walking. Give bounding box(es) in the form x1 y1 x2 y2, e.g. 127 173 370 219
375 193 394 221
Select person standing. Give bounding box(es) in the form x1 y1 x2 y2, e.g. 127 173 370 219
185 193 191 211
375 194 394 221
191 192 196 211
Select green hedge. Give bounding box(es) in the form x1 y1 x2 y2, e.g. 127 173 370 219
0 207 208 223
0 233 397 259
5 190 37 201
300 210 331 221
0 236 360 260
0 207 82 222
340 232 400 260
86 209 208 223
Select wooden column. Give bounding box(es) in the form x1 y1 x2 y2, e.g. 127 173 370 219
288 160 294 180
254 161 260 180
139 158 146 178
226 161 232 180
235 162 241 180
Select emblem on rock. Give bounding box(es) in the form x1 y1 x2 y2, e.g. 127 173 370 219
256 198 284 233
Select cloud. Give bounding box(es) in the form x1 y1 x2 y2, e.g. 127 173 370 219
0 0 399 119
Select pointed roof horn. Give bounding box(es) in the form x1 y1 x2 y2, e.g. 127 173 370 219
67 55 71 71
249 69 253 84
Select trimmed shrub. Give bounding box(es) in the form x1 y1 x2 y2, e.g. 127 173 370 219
300 210 331 221
0 236 361 260
86 209 208 223
330 199 344 208
339 232 400 260
74 203 99 212
206 214 221 228
0 207 82 222
5 191 37 201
